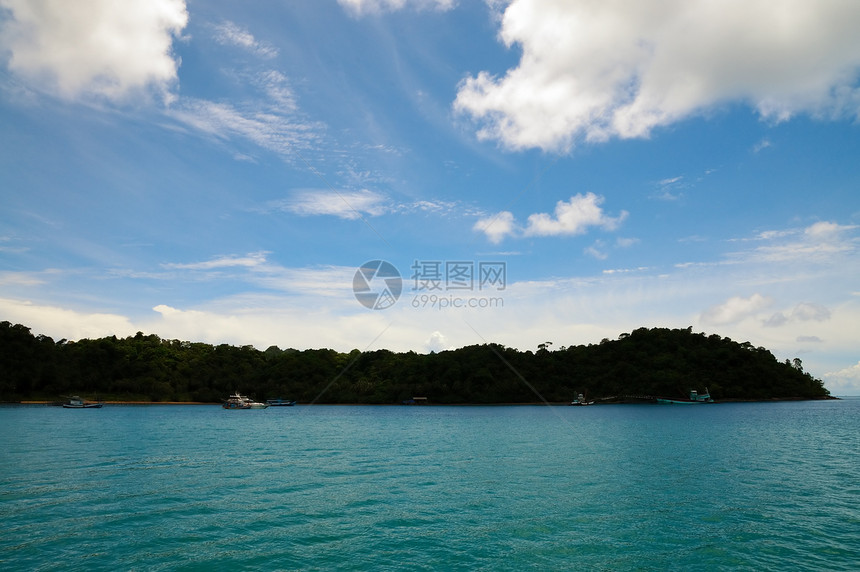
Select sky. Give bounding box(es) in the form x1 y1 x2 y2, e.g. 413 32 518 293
1 0 859 395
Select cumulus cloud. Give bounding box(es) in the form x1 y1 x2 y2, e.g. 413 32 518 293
0 297 136 340
824 361 860 395
0 0 188 102
765 302 831 327
425 330 452 352
701 293 772 326
473 193 626 243
338 0 455 17
454 0 860 151
473 211 516 244
524 193 627 237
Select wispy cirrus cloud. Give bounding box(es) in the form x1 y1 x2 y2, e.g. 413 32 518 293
338 0 455 17
212 20 278 58
273 189 390 220
262 190 479 221
168 95 322 158
740 221 858 264
162 252 269 271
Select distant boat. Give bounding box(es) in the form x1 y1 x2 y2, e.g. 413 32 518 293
223 392 268 409
266 398 296 406
62 396 104 409
656 388 714 404
570 392 594 406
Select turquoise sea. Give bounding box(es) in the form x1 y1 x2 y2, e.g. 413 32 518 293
1 400 858 571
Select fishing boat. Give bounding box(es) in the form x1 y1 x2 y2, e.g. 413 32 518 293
223 392 268 409
265 398 297 406
570 392 594 406
656 388 714 404
62 396 104 409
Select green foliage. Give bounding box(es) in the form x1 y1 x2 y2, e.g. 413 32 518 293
0 321 830 403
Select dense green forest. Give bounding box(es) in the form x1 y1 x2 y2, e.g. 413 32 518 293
0 321 829 403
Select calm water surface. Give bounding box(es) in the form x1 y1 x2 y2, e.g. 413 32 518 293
1 400 858 571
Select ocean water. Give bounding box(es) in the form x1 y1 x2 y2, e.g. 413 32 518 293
1 400 858 571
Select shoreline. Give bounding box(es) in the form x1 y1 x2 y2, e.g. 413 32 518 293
9 396 842 406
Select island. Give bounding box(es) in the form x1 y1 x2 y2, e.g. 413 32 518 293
0 321 830 404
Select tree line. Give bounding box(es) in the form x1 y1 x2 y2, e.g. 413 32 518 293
0 321 830 403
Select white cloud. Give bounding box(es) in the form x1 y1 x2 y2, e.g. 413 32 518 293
525 193 627 237
157 255 355 299
654 175 686 200
791 302 832 322
212 20 278 58
0 297 136 340
338 0 455 17
765 303 831 328
804 221 856 240
276 189 390 220
824 362 860 395
0 271 45 286
169 97 319 157
425 330 452 352
584 240 608 260
701 293 772 326
473 211 516 244
454 0 860 151
0 0 188 103
163 252 269 271
473 193 626 243
745 221 858 264
753 138 773 153
2 221 858 393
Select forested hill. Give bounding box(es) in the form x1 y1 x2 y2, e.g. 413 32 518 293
0 321 829 403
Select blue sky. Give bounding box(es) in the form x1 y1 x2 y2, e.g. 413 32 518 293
1 0 859 394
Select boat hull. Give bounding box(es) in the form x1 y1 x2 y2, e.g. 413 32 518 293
223 392 268 409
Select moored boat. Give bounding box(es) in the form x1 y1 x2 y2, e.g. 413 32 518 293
266 398 296 406
570 392 594 406
656 388 714 404
62 396 104 409
223 392 269 409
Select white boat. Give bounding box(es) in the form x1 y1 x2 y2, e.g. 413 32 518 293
62 396 104 409
223 392 269 409
570 392 594 406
